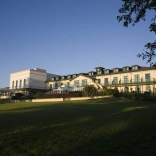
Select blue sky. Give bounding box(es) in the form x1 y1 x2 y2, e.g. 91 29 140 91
0 0 155 88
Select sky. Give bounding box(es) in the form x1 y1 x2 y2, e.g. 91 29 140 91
0 0 155 88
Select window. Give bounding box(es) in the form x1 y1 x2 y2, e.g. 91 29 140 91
52 77 55 80
123 67 129 71
124 76 129 83
67 82 70 86
113 69 119 73
145 73 150 82
73 75 76 78
16 80 18 88
97 79 101 84
74 80 79 86
135 86 140 93
61 77 64 80
67 75 71 79
105 70 109 74
124 87 129 92
82 79 87 86
134 75 140 82
97 71 101 75
104 78 108 85
89 72 94 76
132 66 138 70
50 84 52 90
19 80 22 88
146 85 151 92
56 77 59 80
54 83 58 89
24 79 26 87
12 81 14 89
113 77 118 84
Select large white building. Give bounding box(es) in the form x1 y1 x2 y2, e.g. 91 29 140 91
10 68 59 90
9 65 156 95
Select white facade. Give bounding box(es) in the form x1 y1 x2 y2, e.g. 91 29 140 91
10 68 51 90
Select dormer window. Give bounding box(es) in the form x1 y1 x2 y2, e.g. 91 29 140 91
113 68 119 73
67 75 71 79
97 71 102 75
61 76 64 80
104 70 109 74
95 67 104 75
56 77 59 80
132 66 138 70
73 74 77 78
52 77 55 81
89 72 94 76
123 67 129 72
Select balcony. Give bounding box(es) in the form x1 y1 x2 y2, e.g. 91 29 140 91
10 85 49 90
51 82 96 89
101 78 156 87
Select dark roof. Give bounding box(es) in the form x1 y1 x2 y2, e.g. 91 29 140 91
95 67 105 69
46 65 154 82
123 66 130 68
88 71 96 73
131 65 140 67
69 74 94 81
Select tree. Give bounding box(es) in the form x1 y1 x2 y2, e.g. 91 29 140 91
83 85 98 98
117 0 156 67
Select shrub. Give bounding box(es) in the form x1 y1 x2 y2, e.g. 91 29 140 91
98 90 105 96
113 88 120 97
83 85 98 98
12 93 24 100
119 91 156 102
37 92 83 99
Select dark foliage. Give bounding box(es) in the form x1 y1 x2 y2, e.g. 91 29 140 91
120 91 156 101
82 85 98 97
117 0 156 66
38 91 83 99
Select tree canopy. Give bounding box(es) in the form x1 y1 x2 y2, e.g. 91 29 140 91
117 0 156 67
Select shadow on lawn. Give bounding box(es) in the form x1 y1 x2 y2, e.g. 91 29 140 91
0 99 10 105
1 98 156 156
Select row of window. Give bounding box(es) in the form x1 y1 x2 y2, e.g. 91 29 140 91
96 66 140 75
52 66 143 80
51 79 88 88
103 74 151 85
12 79 26 88
51 74 151 88
120 85 151 92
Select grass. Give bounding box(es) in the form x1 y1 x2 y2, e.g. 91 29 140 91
0 98 156 156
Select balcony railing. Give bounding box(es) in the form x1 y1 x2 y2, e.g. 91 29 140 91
52 82 96 89
101 78 155 86
10 85 49 90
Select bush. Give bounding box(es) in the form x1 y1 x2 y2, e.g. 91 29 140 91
38 92 83 99
83 85 98 98
12 93 24 100
119 91 156 101
113 88 120 97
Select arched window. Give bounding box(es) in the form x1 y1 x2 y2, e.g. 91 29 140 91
24 79 26 87
16 80 18 89
124 87 129 92
135 86 140 93
19 80 22 88
146 85 151 92
12 81 14 89
50 84 52 90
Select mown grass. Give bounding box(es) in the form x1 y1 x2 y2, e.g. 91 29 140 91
0 98 156 156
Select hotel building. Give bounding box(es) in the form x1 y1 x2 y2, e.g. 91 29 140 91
10 65 156 94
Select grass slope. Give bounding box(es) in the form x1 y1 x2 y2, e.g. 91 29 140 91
0 98 156 156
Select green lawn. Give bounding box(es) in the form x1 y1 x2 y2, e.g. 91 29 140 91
1 98 156 156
